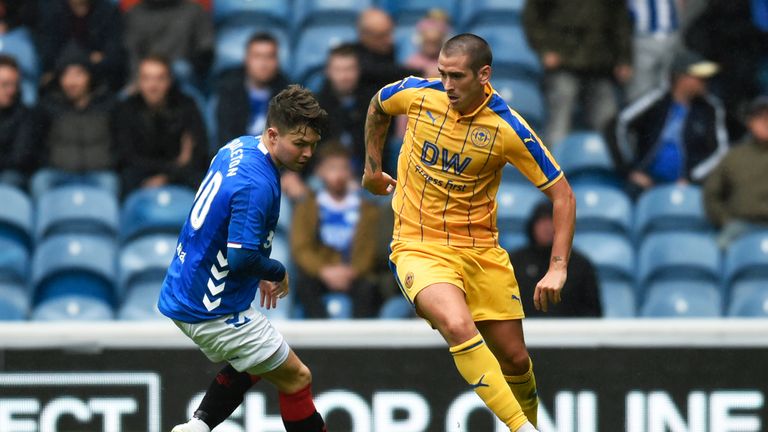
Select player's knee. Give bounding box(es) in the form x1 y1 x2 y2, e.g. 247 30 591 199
441 316 477 345
500 349 531 375
293 363 312 389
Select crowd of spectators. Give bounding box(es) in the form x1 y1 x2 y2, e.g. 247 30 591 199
0 0 767 319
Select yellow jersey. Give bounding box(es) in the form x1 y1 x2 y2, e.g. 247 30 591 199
378 76 563 248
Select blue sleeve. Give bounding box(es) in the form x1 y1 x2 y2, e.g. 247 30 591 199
228 247 286 282
227 184 273 250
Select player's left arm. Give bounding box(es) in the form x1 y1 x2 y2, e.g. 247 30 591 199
534 176 576 312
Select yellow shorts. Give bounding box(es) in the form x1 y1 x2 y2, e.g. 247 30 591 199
388 240 525 322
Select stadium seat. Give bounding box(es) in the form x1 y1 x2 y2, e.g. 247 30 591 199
496 183 544 236
32 295 114 321
212 24 291 78
21 78 37 106
292 24 357 83
572 185 633 236
0 238 29 285
322 293 354 319
35 185 119 241
460 0 525 28
121 186 195 242
277 195 293 234
638 233 720 290
499 231 527 252
573 233 634 283
600 280 636 318
213 0 292 27
502 164 529 185
635 185 711 240
467 24 540 77
0 184 33 250
118 234 177 298
727 280 768 317
0 27 39 80
552 132 619 186
0 282 28 320
254 233 293 320
641 281 722 318
118 281 165 320
294 0 373 28
32 235 117 309
379 0 460 25
493 76 545 129
394 23 419 66
302 68 327 94
724 231 768 288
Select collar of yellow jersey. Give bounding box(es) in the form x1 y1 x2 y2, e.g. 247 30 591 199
454 82 496 121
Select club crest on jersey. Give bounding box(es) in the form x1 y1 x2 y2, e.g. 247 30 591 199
405 272 414 289
471 127 491 148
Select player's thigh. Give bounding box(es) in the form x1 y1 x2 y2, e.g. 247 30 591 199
258 349 312 395
415 282 477 346
462 247 525 322
476 319 530 375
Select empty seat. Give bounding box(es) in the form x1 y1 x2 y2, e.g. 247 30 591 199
600 280 636 318
496 183 544 235
641 281 722 318
118 281 165 321
0 282 29 320
121 186 195 242
212 24 291 78
727 280 768 317
460 0 525 27
553 132 619 185
724 231 768 287
467 24 540 76
35 185 118 241
0 27 39 80
0 238 29 284
635 185 711 239
292 24 357 82
32 235 117 309
213 0 292 27
0 185 32 250
322 293 354 319
499 231 527 252
573 185 633 236
119 234 177 298
638 233 720 289
394 23 419 65
493 76 545 129
380 0 460 25
573 233 634 282
294 0 373 28
32 295 113 321
502 164 529 185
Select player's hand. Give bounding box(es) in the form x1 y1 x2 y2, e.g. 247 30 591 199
362 170 397 195
259 273 290 310
534 268 566 312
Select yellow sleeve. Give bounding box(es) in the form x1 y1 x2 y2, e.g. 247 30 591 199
377 76 440 116
502 108 563 190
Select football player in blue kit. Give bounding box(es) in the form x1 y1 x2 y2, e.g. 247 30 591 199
159 85 328 432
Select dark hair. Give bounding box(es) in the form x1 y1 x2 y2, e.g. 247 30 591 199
139 54 173 76
316 141 351 164
328 43 358 60
247 32 279 50
0 54 20 71
267 85 328 136
442 33 493 73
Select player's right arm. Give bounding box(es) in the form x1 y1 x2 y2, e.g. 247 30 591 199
362 93 397 195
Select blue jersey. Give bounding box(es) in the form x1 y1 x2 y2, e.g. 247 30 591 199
158 135 281 323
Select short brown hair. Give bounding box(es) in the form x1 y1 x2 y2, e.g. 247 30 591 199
442 33 493 74
0 54 20 71
316 141 351 164
267 84 328 136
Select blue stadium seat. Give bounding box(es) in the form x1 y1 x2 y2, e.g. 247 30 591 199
499 231 527 252
635 185 711 240
0 238 29 285
493 76 545 129
502 164 529 185
0 184 33 250
600 280 636 318
302 68 327 94
0 282 29 320
118 234 177 298
460 0 525 27
322 293 354 319
573 185 633 236
293 24 358 83
724 231 768 288
573 233 634 283
394 24 419 66
118 281 165 321
32 295 113 321
21 78 37 106
727 280 768 317
254 233 293 320
277 195 293 234
35 185 118 241
552 132 619 186
380 0 460 25
0 27 39 80
205 95 220 151
213 0 292 27
496 183 544 236
294 0 373 28
32 235 117 309
212 24 291 78
121 186 195 242
641 281 722 318
638 233 720 289
467 24 540 77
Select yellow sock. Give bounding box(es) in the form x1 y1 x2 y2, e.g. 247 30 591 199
450 334 528 431
505 358 539 427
